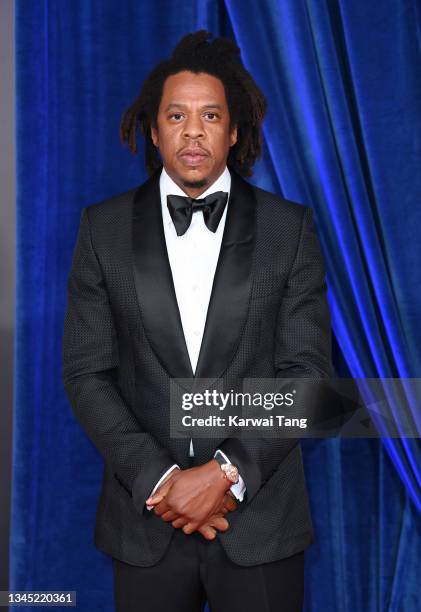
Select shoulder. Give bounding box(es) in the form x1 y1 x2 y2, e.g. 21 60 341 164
84 184 140 227
80 184 142 253
231 168 310 221
249 181 311 231
251 182 309 213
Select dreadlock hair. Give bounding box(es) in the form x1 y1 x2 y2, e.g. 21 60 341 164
119 30 267 178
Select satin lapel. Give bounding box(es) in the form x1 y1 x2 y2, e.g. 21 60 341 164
132 170 194 379
194 169 256 380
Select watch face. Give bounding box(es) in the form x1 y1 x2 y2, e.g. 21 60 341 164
222 464 239 483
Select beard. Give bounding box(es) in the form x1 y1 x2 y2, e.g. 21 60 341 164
180 177 209 190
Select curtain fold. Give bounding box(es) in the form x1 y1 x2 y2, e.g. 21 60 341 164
13 1 420 610
225 0 421 608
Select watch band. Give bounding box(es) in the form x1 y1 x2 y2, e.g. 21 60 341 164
214 453 227 468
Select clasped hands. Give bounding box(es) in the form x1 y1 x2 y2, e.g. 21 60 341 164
145 459 237 540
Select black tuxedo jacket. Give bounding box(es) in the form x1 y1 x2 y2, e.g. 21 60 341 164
62 166 333 567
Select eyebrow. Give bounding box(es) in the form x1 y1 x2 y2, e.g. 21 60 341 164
164 103 224 112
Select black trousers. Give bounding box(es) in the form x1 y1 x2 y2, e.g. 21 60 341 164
112 527 304 612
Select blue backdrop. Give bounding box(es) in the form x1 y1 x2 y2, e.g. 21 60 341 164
12 1 421 610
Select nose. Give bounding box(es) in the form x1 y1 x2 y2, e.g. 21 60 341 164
183 114 204 140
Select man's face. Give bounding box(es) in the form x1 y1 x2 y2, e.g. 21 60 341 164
150 70 237 198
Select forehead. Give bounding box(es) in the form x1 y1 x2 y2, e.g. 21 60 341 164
160 71 227 107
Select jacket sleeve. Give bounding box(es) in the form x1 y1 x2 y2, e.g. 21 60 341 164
218 206 333 503
62 207 176 515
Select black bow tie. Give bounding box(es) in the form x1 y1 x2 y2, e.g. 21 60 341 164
166 191 228 237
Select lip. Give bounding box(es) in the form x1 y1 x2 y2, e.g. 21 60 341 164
179 149 209 166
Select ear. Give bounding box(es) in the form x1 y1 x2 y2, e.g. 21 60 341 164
150 124 159 147
229 124 238 147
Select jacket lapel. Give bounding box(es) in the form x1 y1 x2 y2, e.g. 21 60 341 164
131 166 256 381
194 168 256 379
132 169 194 379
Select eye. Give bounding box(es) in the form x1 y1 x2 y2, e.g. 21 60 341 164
205 112 219 120
169 113 184 121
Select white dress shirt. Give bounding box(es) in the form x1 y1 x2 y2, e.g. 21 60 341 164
146 165 246 508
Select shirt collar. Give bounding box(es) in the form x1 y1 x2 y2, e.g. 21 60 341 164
160 165 231 228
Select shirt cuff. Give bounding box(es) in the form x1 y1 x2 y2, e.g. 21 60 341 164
214 449 246 502
146 463 180 511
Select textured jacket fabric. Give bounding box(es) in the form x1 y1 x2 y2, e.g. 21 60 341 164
62 166 333 567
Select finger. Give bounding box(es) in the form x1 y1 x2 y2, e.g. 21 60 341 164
182 522 198 535
171 517 189 529
208 516 229 532
223 495 237 512
197 525 217 540
218 495 235 511
153 500 169 516
145 492 165 506
160 510 179 522
146 478 177 508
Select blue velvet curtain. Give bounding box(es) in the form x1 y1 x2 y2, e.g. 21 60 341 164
12 1 421 610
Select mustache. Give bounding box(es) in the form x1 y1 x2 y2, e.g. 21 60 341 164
178 146 210 156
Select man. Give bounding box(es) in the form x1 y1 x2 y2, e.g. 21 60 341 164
63 30 332 611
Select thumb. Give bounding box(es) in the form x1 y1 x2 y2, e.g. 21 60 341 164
145 492 165 505
145 476 176 505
